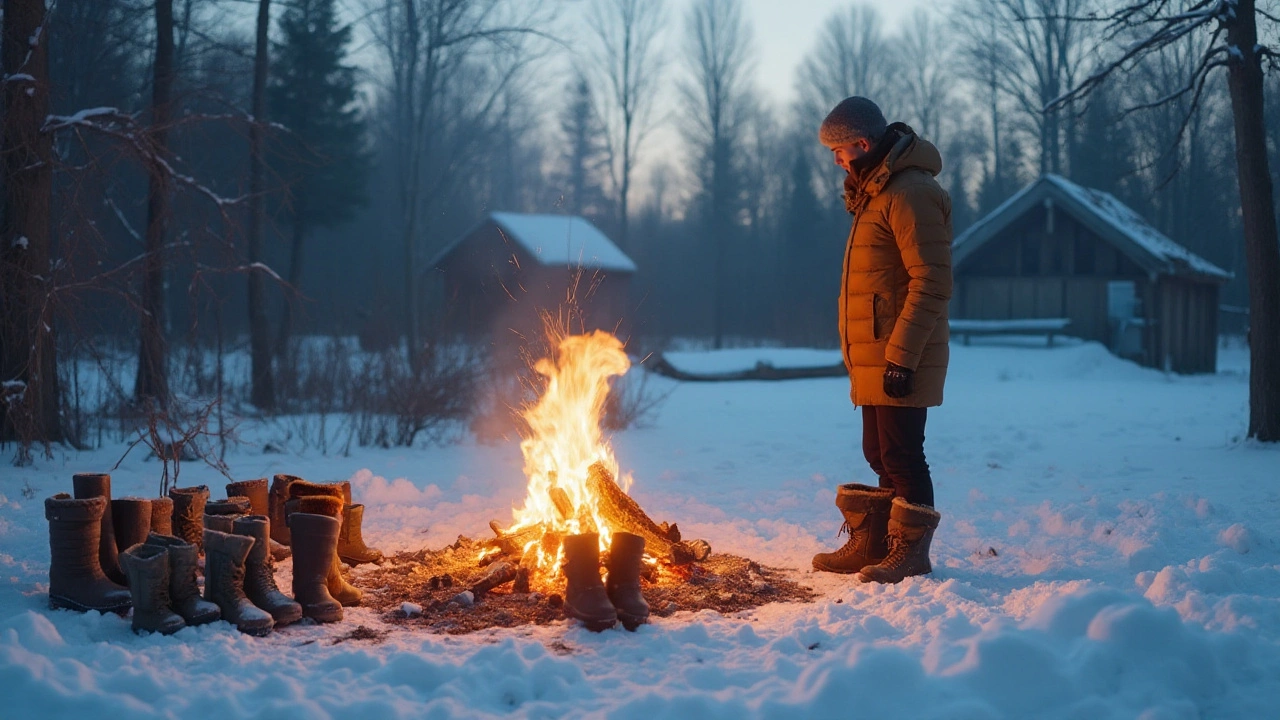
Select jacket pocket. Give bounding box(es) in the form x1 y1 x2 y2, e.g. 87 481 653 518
872 293 894 341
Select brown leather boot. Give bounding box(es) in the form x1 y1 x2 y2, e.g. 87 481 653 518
45 494 131 613
286 494 361 606
203 528 274 636
144 533 220 625
228 478 289 560
111 497 152 555
149 496 173 536
287 512 344 623
269 474 301 547
232 515 302 625
169 485 209 553
562 533 616 632
606 532 649 631
812 484 894 574
857 498 941 584
119 544 185 635
338 503 384 566
72 473 125 585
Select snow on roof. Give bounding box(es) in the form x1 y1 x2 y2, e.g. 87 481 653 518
955 174 1230 281
489 212 637 273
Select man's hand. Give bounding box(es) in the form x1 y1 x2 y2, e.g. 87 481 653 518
883 362 914 399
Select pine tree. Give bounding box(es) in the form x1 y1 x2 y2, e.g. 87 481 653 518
557 73 610 219
269 0 369 354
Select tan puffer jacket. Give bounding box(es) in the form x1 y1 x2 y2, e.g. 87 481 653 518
839 129 953 407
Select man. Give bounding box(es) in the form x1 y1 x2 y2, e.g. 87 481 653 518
811 96 952 584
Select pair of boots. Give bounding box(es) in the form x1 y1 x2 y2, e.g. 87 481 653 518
811 484 941 584
269 475 382 566
118 534 221 635
562 532 650 632
281 480 366 623
218 479 290 560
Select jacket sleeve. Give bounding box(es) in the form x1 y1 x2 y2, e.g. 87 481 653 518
885 180 952 370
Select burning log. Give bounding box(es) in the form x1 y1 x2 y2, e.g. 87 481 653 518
585 462 710 565
470 561 518 596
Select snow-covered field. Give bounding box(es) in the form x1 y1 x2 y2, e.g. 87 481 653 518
3 339 1278 719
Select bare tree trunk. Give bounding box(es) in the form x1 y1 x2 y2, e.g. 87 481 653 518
248 0 276 410
135 0 174 408
1226 0 1280 441
276 200 306 359
1 0 62 446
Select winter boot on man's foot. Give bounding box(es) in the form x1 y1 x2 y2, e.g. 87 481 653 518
150 497 173 536
169 486 209 553
145 533 220 625
203 529 274 636
812 484 893 574
119 544 185 635
287 511 344 623
228 478 289 560
72 473 125 585
269 474 301 547
232 515 302 625
111 497 152 555
562 533 617 632
204 496 251 533
45 494 132 613
856 498 941 584
605 532 649 631
286 494 362 606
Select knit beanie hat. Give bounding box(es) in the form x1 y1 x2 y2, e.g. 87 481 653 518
819 96 888 148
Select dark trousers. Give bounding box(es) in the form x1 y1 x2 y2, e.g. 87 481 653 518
862 405 934 507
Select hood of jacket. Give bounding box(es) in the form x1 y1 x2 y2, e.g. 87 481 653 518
844 123 944 212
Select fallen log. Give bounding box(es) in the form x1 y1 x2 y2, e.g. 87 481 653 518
586 462 710 565
470 561 518 596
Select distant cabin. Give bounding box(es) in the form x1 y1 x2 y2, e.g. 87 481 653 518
428 212 637 341
953 175 1230 373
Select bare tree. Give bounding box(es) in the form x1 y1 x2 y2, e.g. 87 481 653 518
246 0 276 411
795 6 893 126
953 1 1019 208
585 0 667 253
896 10 958 147
1 0 63 453
135 0 177 409
1052 0 1280 441
681 0 755 349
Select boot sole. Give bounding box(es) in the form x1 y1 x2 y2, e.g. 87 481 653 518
565 607 617 632
49 594 131 614
616 611 648 631
338 553 382 566
301 603 344 623
811 561 866 574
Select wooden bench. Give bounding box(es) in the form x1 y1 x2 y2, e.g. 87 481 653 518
949 318 1072 347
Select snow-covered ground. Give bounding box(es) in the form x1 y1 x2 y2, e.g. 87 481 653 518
3 338 1278 719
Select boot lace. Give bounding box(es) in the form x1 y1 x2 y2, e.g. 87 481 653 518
831 522 864 558
878 532 910 569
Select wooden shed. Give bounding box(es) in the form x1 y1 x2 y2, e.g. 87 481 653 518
427 212 637 341
952 175 1231 373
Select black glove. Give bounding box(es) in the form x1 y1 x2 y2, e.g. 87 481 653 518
883 362 914 399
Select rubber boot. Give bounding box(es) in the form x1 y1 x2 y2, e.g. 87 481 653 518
203 529 274 636
144 533 220 625
72 473 125 585
287 512 344 623
338 503 384 566
286 494 361 606
812 484 894 574
269 474 300 547
857 498 942 584
169 485 209 553
45 494 132 613
605 532 649 631
232 515 302 625
111 497 152 556
204 496 251 533
150 497 173 536
562 533 616 632
228 478 289 560
119 544 185 635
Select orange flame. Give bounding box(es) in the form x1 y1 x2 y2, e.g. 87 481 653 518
505 329 632 575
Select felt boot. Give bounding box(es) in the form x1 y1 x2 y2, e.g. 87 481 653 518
812 484 894 574
144 533 220 625
45 494 131 613
169 485 209 553
286 494 361 606
119 544 185 635
228 478 289 560
204 496 251 533
203 529 274 636
232 515 302 625
605 532 649 631
149 496 173 536
562 533 616 632
268 474 300 547
287 512 344 623
338 503 383 566
857 498 941 584
111 497 152 556
72 473 125 585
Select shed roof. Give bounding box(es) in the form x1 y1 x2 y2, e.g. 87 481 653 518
954 174 1230 282
431 212 637 273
